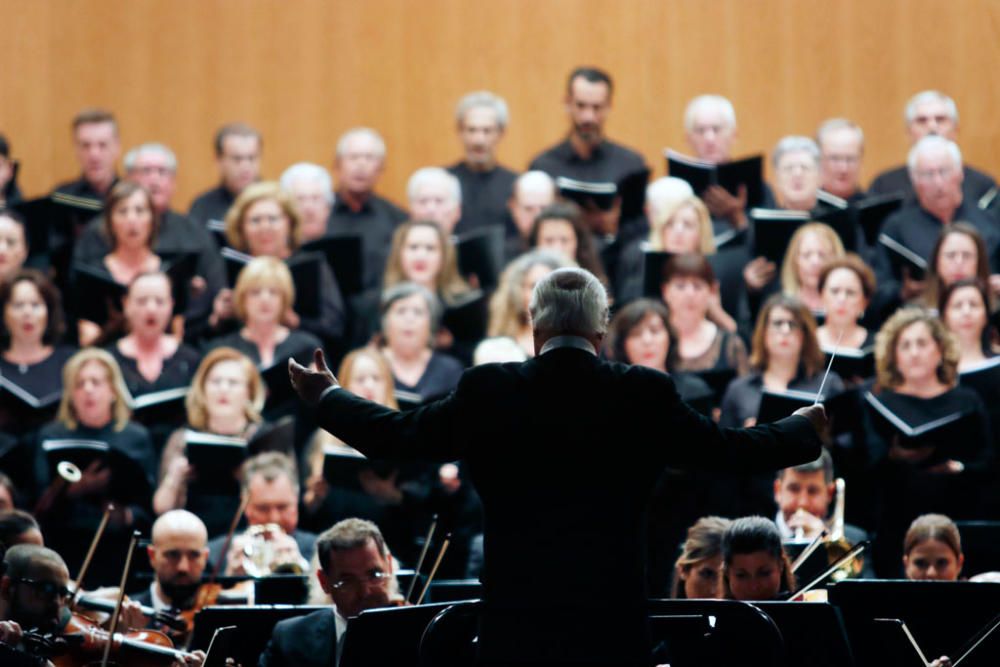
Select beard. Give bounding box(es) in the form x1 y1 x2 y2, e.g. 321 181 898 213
574 122 602 145
10 596 63 633
160 579 202 610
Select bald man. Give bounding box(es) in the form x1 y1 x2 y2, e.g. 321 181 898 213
134 510 209 616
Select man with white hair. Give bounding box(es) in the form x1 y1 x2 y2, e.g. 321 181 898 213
290 268 825 666
875 135 1000 290
406 166 462 236
505 170 556 259
817 118 867 202
329 128 407 292
447 91 519 235
280 162 334 243
869 90 996 202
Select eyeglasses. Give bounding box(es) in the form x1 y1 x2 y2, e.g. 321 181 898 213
913 166 955 182
330 570 391 592
768 318 802 332
13 577 73 601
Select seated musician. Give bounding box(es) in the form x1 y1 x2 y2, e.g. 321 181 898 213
135 510 208 620
0 544 71 660
0 511 43 548
258 518 399 667
207 452 315 575
671 516 730 599
719 516 795 601
902 513 964 582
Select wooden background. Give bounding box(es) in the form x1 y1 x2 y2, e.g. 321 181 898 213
2 0 999 208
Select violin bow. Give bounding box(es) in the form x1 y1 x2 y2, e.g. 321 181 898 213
70 503 115 606
209 495 250 583
416 533 451 605
404 514 438 604
100 530 141 667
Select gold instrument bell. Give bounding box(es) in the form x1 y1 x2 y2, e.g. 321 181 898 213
825 478 864 581
241 523 308 577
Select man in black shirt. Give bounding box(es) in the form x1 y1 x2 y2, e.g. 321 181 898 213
188 122 262 227
869 90 996 203
817 118 867 203
328 127 407 292
447 91 519 235
529 66 647 187
876 135 1000 293
52 108 121 202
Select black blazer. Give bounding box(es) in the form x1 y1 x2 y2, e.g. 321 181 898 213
258 608 337 667
316 345 821 664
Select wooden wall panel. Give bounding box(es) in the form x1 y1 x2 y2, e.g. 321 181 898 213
2 0 999 209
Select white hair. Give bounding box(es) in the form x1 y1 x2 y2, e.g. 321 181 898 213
772 135 820 169
529 267 609 337
473 337 528 365
455 91 510 130
514 170 555 200
907 135 963 175
683 95 737 132
280 162 334 204
816 118 865 151
645 177 694 212
406 167 462 206
335 127 387 160
124 142 177 172
905 90 959 126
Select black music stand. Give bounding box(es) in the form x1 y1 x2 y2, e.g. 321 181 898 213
189 605 325 666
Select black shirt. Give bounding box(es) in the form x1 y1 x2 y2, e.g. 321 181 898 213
874 198 1000 284
0 346 77 436
393 351 464 403
869 164 996 205
188 184 236 226
446 161 519 236
528 137 647 185
109 343 201 397
327 192 407 291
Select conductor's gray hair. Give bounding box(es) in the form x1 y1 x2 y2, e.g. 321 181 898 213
907 135 963 175
904 90 959 126
816 118 865 152
771 135 820 169
124 143 178 173
683 95 737 133
335 127 387 160
513 170 556 200
280 162 334 204
529 267 609 337
455 91 510 130
406 167 462 206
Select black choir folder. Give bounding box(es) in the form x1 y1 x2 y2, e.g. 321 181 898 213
959 356 1000 396
301 235 363 298
863 391 973 460
127 386 188 426
0 372 61 413
823 345 875 380
184 430 248 473
454 226 505 291
878 233 928 281
749 208 806 265
758 387 859 434
221 247 323 318
556 168 650 219
665 149 765 208
39 439 150 498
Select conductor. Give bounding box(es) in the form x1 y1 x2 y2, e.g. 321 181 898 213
290 267 826 666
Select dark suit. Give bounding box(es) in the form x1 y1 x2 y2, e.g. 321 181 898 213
258 608 337 667
315 343 821 665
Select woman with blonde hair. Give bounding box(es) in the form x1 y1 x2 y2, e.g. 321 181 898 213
36 348 156 585
153 347 276 536
487 250 571 357
671 516 731 598
779 222 845 312
647 195 716 256
213 180 345 342
864 308 991 576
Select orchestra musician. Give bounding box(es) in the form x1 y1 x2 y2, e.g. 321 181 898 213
258 518 400 667
133 510 209 624
719 516 796 601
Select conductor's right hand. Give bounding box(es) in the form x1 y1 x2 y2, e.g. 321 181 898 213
792 404 828 435
289 348 339 406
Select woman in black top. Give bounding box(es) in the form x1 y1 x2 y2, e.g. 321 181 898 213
207 256 321 419
0 270 76 439
35 348 156 586
153 346 273 537
864 307 993 576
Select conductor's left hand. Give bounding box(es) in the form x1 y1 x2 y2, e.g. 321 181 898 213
289 348 339 406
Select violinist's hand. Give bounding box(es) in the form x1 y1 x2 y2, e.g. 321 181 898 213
289 349 339 406
174 649 206 667
0 619 22 645
67 459 112 498
787 508 826 539
119 598 146 631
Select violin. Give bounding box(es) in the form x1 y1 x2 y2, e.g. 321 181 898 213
74 594 187 635
24 612 197 667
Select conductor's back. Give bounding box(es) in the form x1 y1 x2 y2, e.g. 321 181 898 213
290 268 825 666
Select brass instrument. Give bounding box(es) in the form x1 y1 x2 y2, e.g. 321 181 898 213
241 523 308 577
824 478 864 581
33 460 83 517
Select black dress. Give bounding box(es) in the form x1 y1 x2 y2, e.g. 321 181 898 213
35 420 156 587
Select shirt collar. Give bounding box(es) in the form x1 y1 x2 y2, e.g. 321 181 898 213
539 335 597 356
149 582 170 613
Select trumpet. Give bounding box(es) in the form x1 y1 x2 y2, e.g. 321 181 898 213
825 478 864 581
240 523 308 577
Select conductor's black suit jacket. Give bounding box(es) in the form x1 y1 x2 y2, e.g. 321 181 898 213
315 344 821 665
